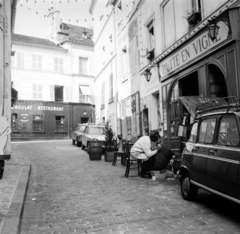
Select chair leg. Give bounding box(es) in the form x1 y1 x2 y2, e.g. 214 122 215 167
125 159 130 177
112 154 116 166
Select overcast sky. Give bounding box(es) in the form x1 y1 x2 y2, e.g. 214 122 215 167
14 0 94 38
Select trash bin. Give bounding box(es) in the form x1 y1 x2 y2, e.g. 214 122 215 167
88 141 104 160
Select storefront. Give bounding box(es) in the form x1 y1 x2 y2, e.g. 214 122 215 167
159 5 240 156
11 100 95 140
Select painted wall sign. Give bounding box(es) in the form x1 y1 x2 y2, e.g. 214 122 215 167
12 105 64 111
20 114 29 122
160 21 228 77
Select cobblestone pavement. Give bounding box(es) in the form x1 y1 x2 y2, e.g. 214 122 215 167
11 140 240 234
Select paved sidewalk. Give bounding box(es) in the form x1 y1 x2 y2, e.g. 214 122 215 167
0 143 31 234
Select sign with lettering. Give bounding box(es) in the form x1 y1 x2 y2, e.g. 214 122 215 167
12 105 64 111
160 21 228 77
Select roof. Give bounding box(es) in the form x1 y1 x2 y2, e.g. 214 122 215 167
12 34 67 52
59 23 94 46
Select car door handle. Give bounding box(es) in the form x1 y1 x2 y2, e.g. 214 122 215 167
208 149 217 155
192 146 200 152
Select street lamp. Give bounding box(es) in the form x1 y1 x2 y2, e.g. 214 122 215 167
207 17 219 42
143 63 161 82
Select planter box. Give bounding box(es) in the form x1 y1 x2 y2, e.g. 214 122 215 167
187 12 201 25
104 151 115 162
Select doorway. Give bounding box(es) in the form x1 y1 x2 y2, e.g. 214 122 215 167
81 117 88 124
142 109 149 135
208 64 227 98
179 71 199 96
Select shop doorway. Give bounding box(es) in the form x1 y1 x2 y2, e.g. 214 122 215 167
208 64 228 98
81 117 88 124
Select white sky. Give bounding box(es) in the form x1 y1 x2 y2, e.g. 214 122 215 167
14 0 94 39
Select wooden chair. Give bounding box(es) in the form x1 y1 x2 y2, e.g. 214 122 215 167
112 139 127 166
124 142 142 177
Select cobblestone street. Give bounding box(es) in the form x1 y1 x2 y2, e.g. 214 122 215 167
11 140 240 234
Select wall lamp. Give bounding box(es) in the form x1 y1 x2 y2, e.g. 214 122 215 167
143 63 161 82
207 13 231 42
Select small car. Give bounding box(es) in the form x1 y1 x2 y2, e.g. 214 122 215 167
71 124 86 147
81 124 105 150
180 96 240 204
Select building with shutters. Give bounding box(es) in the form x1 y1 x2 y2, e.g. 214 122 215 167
11 10 95 140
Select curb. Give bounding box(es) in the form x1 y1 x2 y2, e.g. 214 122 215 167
1 164 31 234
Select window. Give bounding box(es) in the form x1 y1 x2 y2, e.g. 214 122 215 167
55 116 65 132
54 57 63 72
32 84 42 100
146 20 155 51
170 83 179 137
11 114 17 132
79 57 88 75
217 116 239 146
101 82 105 107
55 85 64 102
32 54 42 70
117 1 123 26
89 127 104 134
109 34 113 55
199 118 216 144
189 122 198 142
16 51 24 68
32 115 44 132
109 74 113 101
79 85 91 103
121 46 128 81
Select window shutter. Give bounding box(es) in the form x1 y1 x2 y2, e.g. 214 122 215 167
33 84 37 100
59 58 63 72
32 54 36 69
54 57 58 72
65 87 70 102
38 55 42 70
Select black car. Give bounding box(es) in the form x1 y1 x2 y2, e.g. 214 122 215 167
180 96 240 204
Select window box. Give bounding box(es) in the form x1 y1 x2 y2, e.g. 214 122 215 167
187 12 201 26
146 49 154 60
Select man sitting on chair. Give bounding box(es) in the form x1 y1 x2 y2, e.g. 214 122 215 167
130 131 161 179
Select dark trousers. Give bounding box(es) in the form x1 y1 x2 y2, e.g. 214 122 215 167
141 155 156 173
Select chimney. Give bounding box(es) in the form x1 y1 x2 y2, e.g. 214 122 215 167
46 8 54 40
46 8 60 43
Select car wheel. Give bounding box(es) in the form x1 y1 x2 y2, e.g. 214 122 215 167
72 139 75 145
180 172 198 200
77 140 81 147
82 143 85 150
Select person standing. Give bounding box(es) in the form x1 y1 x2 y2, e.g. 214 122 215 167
130 131 161 178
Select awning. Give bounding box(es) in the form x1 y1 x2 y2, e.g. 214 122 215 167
79 86 92 95
178 96 229 118
11 87 18 107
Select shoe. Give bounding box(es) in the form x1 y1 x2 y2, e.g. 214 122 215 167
140 173 151 179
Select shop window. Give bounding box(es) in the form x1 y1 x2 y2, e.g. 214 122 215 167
32 115 44 132
79 57 88 75
54 57 63 73
109 73 113 102
79 85 91 103
170 83 179 137
55 116 65 132
55 85 64 102
32 54 42 70
11 114 17 132
33 84 42 100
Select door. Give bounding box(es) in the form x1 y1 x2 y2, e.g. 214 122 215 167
205 114 240 198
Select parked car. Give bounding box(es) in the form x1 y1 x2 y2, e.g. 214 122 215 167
81 124 105 150
71 124 86 147
180 96 240 204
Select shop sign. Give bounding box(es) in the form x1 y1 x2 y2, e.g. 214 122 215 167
12 105 64 111
20 114 29 122
160 21 228 77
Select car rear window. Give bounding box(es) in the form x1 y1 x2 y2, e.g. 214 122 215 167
89 127 104 134
217 116 239 146
199 118 216 144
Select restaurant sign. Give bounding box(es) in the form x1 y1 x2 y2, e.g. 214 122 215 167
12 105 64 111
160 21 228 77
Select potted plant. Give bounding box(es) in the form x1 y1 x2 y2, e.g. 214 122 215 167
146 49 154 60
104 121 116 162
182 9 201 27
